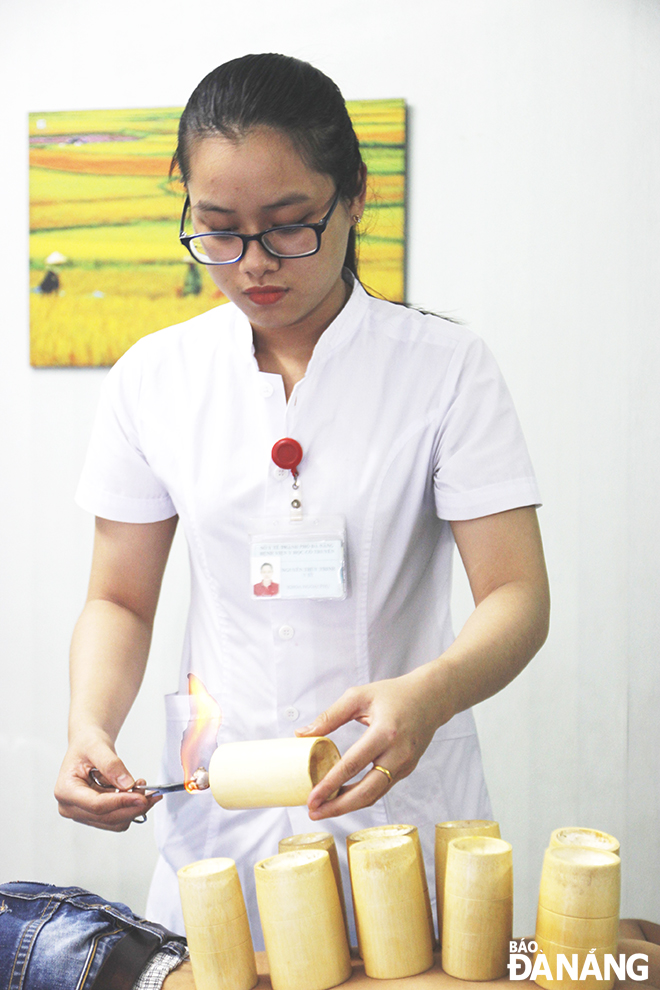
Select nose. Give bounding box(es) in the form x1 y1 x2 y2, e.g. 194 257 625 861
238 238 281 277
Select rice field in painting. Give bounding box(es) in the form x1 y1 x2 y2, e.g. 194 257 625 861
29 100 406 367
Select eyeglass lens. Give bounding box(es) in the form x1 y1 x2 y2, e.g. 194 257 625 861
188 226 319 263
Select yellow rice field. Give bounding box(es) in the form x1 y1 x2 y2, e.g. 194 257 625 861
30 266 223 367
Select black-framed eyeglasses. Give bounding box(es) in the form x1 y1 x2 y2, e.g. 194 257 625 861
179 189 341 265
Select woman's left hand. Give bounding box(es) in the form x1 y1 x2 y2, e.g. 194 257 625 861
297 667 449 819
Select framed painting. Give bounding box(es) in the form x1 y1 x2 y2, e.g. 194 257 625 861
29 99 406 367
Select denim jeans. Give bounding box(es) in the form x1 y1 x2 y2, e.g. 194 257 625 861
0 882 186 990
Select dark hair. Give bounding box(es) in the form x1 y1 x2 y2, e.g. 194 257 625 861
172 53 365 277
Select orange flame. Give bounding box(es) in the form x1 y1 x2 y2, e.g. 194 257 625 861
180 674 222 790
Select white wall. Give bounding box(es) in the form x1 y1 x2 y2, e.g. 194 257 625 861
1 0 659 936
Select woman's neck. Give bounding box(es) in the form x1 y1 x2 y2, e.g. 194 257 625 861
252 326 321 401
252 276 351 401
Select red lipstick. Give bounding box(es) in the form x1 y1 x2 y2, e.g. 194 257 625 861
244 286 287 305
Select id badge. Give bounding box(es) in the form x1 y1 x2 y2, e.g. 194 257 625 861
249 515 347 601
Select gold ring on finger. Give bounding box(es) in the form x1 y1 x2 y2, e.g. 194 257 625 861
372 764 393 784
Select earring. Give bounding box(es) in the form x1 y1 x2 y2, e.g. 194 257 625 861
352 214 362 225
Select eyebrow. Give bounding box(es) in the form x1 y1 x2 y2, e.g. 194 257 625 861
193 194 313 215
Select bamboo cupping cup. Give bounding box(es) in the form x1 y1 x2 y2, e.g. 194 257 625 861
347 824 434 951
534 846 621 990
209 736 340 808
550 827 620 857
177 858 258 990
279 832 349 939
255 849 352 990
349 836 434 979
435 819 501 940
441 835 513 981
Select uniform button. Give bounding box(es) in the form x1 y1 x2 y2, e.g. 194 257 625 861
272 466 289 479
278 624 295 640
285 706 299 721
260 381 274 398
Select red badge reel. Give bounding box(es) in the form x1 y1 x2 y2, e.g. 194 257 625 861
271 438 303 480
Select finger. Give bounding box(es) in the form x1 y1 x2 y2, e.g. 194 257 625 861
87 752 137 791
91 792 161 831
88 791 161 828
307 725 392 811
308 767 393 820
74 805 152 832
58 780 154 818
73 803 157 832
58 787 161 830
296 687 369 738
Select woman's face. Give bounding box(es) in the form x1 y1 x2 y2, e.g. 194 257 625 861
186 127 364 338
260 564 274 586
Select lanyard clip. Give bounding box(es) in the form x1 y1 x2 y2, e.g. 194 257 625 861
290 479 303 522
272 438 304 521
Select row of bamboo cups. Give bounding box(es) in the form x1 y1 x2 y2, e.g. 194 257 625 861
177 822 621 990
177 819 516 990
533 828 621 990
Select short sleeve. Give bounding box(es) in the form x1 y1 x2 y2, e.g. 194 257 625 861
76 350 177 523
433 336 541 521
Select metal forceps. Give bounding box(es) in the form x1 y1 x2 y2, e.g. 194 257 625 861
88 768 185 823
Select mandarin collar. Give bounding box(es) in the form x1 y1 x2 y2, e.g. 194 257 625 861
310 272 370 358
230 272 371 362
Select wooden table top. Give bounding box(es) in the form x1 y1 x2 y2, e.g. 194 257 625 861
253 952 517 989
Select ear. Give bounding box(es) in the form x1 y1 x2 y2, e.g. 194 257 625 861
350 164 368 217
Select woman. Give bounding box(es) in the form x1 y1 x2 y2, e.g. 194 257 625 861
55 53 549 941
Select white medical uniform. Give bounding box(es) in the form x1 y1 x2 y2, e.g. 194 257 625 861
76 278 540 945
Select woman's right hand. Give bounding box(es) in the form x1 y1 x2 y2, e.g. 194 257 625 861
55 730 160 831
